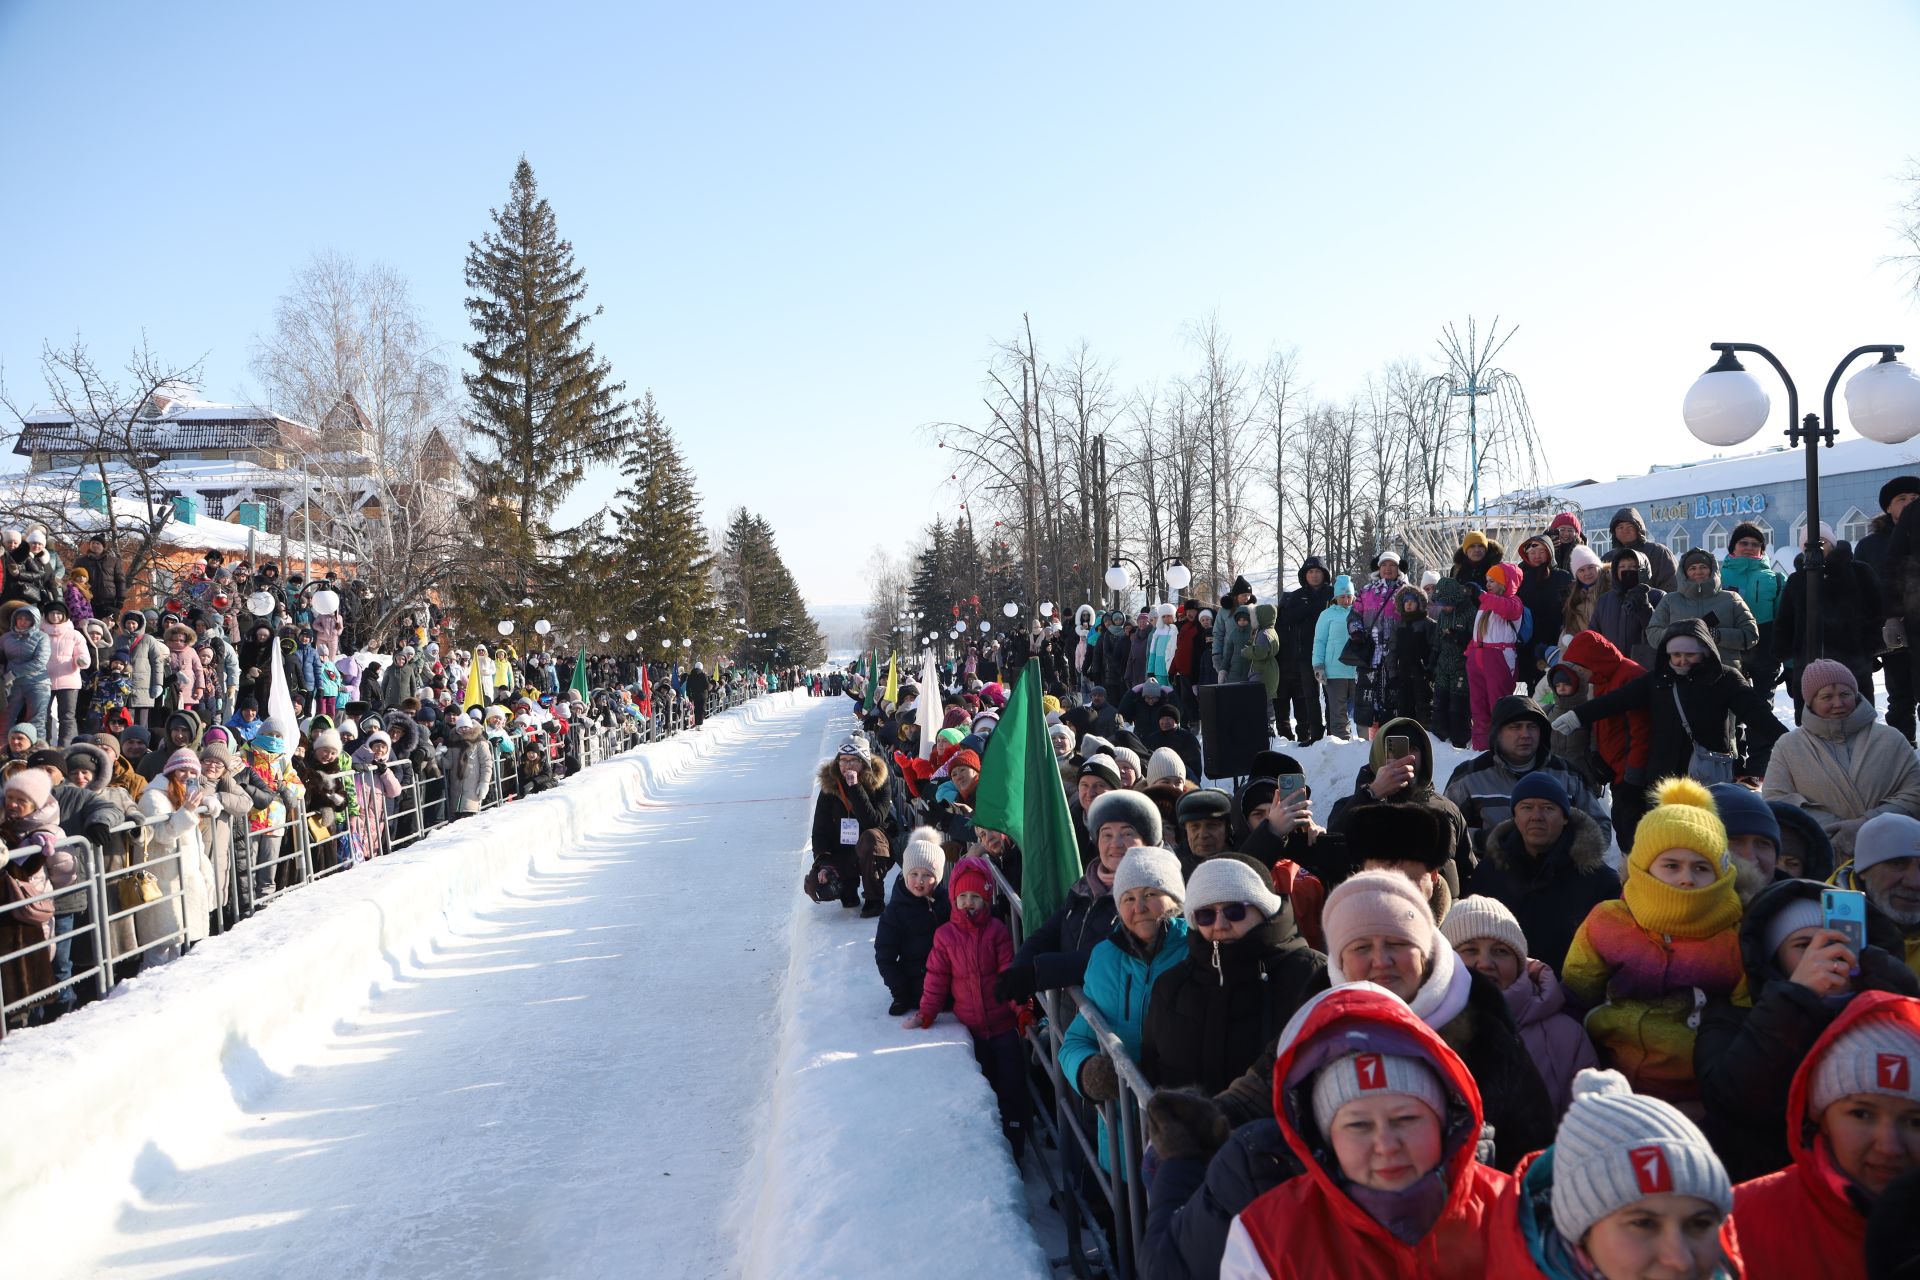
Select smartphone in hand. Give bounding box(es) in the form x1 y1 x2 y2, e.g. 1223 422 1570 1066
1823 888 1869 966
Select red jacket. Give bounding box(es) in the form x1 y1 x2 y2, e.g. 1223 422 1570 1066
918 856 1017 1037
1732 990 1920 1280
1170 618 1206 678
1563 631 1651 775
1220 986 1511 1279
1490 1149 1745 1277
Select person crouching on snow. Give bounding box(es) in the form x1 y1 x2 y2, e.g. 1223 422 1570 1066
902 855 1030 1159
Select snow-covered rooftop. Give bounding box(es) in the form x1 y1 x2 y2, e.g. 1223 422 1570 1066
1547 436 1920 511
15 384 311 457
0 472 354 559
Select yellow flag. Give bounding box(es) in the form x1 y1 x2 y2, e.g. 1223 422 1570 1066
883 652 898 707
464 653 484 711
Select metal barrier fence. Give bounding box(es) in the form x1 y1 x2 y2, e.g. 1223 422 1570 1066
987 860 1156 1280
0 683 757 1036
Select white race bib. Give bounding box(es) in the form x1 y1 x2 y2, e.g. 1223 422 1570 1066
840 819 859 846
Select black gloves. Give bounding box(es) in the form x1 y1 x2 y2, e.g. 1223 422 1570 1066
994 964 1038 1003
1145 1089 1230 1162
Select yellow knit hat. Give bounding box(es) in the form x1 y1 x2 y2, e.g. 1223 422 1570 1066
1043 695 1062 716
1462 530 1488 551
1624 777 1740 938
1628 777 1729 873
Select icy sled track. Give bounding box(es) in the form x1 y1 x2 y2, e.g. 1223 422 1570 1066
7 693 1040 1279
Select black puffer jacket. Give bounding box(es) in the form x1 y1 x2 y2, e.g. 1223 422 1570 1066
1139 884 1327 1095
1464 809 1620 974
1572 617 1785 780
1010 866 1119 991
1775 539 1883 679
1276 558 1333 669
1516 537 1574 680
1142 1118 1299 1280
1695 878 1920 1182
873 872 951 1006
809 751 896 853
1591 546 1665 670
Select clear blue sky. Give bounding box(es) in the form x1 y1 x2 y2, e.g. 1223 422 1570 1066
3 2 1917 607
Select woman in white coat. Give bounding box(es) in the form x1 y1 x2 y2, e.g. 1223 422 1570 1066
135 747 218 955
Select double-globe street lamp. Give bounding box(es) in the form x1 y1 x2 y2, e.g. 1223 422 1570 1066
1682 342 1920 667
1104 556 1192 610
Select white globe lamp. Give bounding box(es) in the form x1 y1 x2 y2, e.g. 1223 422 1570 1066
1104 561 1129 592
497 620 514 636
1682 351 1771 447
1165 558 1192 592
1845 356 1920 444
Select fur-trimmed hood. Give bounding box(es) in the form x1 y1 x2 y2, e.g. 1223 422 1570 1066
1486 806 1611 881
818 752 889 797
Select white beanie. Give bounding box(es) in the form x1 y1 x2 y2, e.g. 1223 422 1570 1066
1113 846 1185 905
1551 1069 1732 1243
901 827 946 884
1420 569 1441 590
1111 746 1142 776
1808 1014 1920 1116
1569 545 1603 575
1439 895 1529 962
1146 747 1187 784
1185 855 1284 920
1310 1051 1448 1138
1759 896 1826 960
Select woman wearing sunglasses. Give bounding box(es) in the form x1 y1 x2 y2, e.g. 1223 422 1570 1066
1140 854 1327 1094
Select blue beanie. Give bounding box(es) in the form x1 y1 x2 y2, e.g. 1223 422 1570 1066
1510 770 1571 817
1709 783 1780 847
1333 574 1354 597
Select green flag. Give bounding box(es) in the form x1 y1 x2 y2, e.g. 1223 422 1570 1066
862 649 879 714
972 663 1081 941
569 651 591 702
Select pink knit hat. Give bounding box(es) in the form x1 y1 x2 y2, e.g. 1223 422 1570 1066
163 747 202 777
1322 870 1438 981
1800 657 1858 705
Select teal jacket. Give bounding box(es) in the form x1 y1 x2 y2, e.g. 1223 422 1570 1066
1720 553 1785 625
1312 603 1356 679
1059 915 1190 1169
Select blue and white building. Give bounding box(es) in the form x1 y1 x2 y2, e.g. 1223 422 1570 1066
1551 437 1920 571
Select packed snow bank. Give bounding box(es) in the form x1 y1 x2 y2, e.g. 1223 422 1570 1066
0 691 806 1270
735 707 1051 1280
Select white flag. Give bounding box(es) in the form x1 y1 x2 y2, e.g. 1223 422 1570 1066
264 631 302 747
918 647 942 761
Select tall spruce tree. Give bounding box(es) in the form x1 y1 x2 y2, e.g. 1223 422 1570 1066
720 508 825 667
606 390 712 645
462 157 634 592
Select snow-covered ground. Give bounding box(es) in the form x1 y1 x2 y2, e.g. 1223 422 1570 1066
738 697 1049 1280
9 693 1044 1279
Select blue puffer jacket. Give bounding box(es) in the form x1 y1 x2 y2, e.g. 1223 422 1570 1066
1060 915 1189 1173
0 604 50 683
1060 915 1189 1090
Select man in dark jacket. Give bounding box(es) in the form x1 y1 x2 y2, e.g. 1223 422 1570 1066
1695 876 1920 1182
1463 770 1620 972
1326 715 1470 869
73 536 127 618
1607 505 1679 592
1776 522 1882 720
1852 475 1919 742
684 661 713 726
1445 694 1614 856
808 736 896 913
1275 558 1333 745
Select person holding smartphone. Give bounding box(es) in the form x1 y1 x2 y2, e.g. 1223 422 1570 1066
1696 877 1920 1181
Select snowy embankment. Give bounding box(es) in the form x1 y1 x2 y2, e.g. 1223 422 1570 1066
736 701 1050 1279
1 693 806 1273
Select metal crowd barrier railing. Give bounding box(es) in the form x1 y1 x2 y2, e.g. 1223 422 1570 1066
987 859 1155 1280
0 684 764 1035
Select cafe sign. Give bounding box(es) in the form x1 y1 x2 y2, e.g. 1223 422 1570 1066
1646 492 1768 524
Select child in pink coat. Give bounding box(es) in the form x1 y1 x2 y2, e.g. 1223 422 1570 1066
1441 894 1597 1116
1466 562 1524 749
903 853 1029 1156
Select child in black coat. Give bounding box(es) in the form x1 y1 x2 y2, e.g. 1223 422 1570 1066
873 827 950 1016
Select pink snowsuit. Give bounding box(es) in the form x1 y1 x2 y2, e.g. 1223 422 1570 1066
918 858 1017 1037
312 612 343 659
1466 567 1523 750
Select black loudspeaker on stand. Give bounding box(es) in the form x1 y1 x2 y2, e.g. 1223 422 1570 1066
1198 682 1270 780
